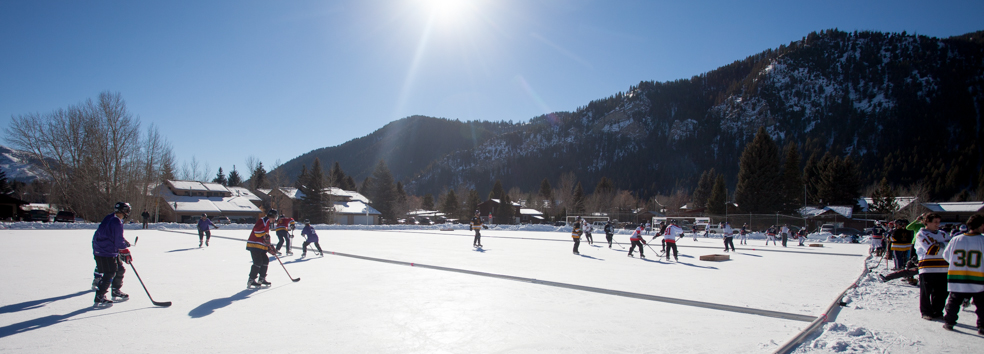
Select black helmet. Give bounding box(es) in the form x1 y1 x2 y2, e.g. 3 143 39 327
304 219 310 224
114 202 131 217
266 209 278 218
202 213 207 218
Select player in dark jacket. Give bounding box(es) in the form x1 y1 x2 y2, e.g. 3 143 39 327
197 213 217 247
470 211 483 247
604 221 615 248
300 219 323 257
92 202 133 305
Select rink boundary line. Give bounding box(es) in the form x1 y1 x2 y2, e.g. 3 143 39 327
378 229 864 258
163 230 816 323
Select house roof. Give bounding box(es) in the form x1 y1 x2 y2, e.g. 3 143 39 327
334 200 380 215
799 206 853 218
274 187 370 204
160 185 261 214
227 186 261 201
921 201 984 213
858 197 918 212
519 208 543 215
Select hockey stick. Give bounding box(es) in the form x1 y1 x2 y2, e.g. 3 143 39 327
272 252 301 282
127 262 171 307
645 242 664 260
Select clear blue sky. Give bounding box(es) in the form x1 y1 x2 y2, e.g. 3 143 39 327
2 0 982 179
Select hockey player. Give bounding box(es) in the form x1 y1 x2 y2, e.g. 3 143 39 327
470 210 483 247
722 222 735 252
739 224 749 245
604 221 615 248
663 220 683 261
584 220 594 245
300 219 323 257
247 208 278 288
627 224 646 258
914 213 950 320
571 217 583 255
942 214 984 334
890 218 914 271
197 213 217 247
274 214 296 256
765 226 777 246
797 228 808 246
870 221 886 256
92 202 133 305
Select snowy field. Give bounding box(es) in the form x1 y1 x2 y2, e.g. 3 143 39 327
0 224 980 353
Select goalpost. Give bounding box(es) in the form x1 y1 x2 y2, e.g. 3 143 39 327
565 215 610 227
652 217 710 233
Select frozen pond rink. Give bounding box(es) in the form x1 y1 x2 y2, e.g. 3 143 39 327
1 228 869 353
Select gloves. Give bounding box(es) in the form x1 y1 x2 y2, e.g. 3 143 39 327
266 244 277 255
119 249 132 264
123 239 131 248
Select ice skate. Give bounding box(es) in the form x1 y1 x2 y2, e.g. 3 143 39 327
91 277 102 290
258 277 271 286
247 278 262 289
94 294 113 306
111 289 129 301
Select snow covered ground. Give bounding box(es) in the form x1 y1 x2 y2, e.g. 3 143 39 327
1 223 980 353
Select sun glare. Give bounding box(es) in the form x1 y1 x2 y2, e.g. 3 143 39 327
420 0 475 27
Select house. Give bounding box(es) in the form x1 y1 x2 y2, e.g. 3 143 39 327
155 180 263 223
476 199 544 224
518 208 545 224
920 201 984 224
267 187 380 225
0 194 28 220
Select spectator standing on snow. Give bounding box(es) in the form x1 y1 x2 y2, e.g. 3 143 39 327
274 214 296 256
627 224 647 258
870 222 887 256
890 218 914 271
722 222 735 252
141 210 150 229
246 208 278 288
571 217 583 255
914 213 950 320
604 221 615 248
942 214 984 334
663 220 684 261
92 202 133 305
300 219 323 257
470 210 483 247
780 224 790 247
197 213 217 247
740 224 749 245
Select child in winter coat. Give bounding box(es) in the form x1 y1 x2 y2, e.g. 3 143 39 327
301 219 323 257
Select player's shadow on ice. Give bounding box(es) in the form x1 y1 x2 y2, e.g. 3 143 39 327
674 261 719 270
167 247 202 253
735 252 762 257
578 254 604 260
284 257 319 264
188 290 255 318
0 305 100 338
0 290 90 314
473 248 488 253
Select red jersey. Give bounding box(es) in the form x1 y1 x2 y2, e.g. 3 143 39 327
247 217 273 251
275 217 296 232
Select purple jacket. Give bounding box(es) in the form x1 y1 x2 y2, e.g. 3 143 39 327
301 225 319 242
92 213 128 257
198 217 216 231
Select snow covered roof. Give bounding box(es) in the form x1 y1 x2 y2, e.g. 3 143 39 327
273 187 370 203
489 198 521 207
799 206 853 218
202 182 229 192
858 196 918 212
160 185 261 214
921 201 984 213
519 208 543 215
227 186 261 201
169 180 210 191
333 200 380 215
278 187 303 199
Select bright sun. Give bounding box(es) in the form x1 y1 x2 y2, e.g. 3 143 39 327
420 0 475 27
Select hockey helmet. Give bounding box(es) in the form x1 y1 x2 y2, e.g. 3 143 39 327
304 219 311 224
114 202 131 217
266 209 278 218
202 213 207 218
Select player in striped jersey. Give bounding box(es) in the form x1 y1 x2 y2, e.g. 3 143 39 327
942 214 984 333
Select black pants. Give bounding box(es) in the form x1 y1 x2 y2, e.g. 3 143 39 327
724 237 735 251
665 242 678 259
302 241 322 254
628 240 645 257
142 218 149 229
606 233 613 247
919 272 949 317
893 250 910 270
473 229 481 246
944 291 984 328
94 255 125 296
275 230 291 252
248 248 270 280
198 229 211 243
572 238 580 254
585 232 593 244
781 234 788 247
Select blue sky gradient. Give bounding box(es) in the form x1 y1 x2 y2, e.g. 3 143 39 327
2 0 982 178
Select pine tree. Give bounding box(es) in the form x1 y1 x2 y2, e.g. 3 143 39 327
491 180 505 201
0 169 12 195
368 160 397 222
422 194 434 210
802 152 820 205
298 159 331 223
250 162 267 190
870 177 898 213
692 169 714 209
497 194 514 224
734 127 782 213
330 162 347 188
572 182 585 214
212 167 227 186
780 142 803 213
706 174 727 215
466 189 481 219
817 155 862 207
359 177 372 198
343 176 357 191
441 190 458 219
539 178 553 209
227 166 243 187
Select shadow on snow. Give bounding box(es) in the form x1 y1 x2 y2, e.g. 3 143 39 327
188 289 256 319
